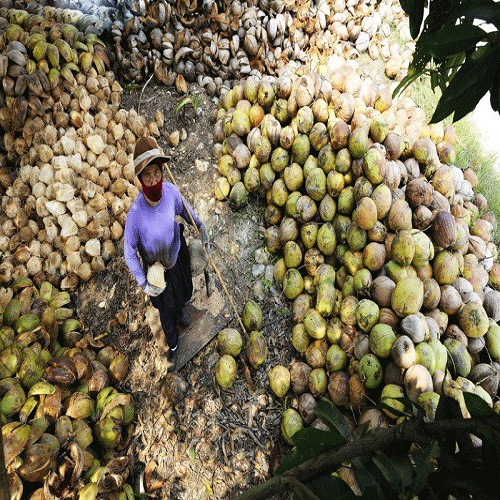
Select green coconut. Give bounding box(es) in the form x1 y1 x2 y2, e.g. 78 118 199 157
270 178 289 207
485 321 500 359
391 230 415 266
231 109 251 136
433 251 459 285
326 344 348 372
370 116 389 143
265 209 282 234
260 162 276 189
415 342 436 375
304 309 327 339
242 300 263 332
316 280 336 317
292 134 311 164
458 302 489 339
295 195 318 223
218 328 243 357
229 182 248 210
301 222 318 249
292 324 311 354
362 147 385 185
318 144 336 173
283 163 304 191
215 355 238 389
443 338 471 377
268 365 291 398
428 339 448 373
318 194 337 222
327 171 345 197
353 177 374 202
371 184 392 220
317 222 336 256
337 186 355 215
243 166 260 192
347 223 367 251
271 147 290 173
355 299 380 333
283 269 304 299
305 168 327 201
354 197 378 230
246 331 268 369
418 391 440 421
257 79 275 109
309 122 329 151
353 268 372 297
309 368 328 396
296 106 315 133
359 353 383 389
284 241 302 268
281 408 303 445
381 384 405 419
348 127 369 159
335 147 352 173
273 258 287 284
214 177 230 200
285 191 302 218
391 277 424 317
369 324 396 358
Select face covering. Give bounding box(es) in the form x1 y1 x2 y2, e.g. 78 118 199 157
141 178 163 202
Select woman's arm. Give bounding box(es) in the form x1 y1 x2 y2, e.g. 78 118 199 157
173 185 203 228
124 218 147 288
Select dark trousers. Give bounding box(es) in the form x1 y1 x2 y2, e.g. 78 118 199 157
150 225 193 349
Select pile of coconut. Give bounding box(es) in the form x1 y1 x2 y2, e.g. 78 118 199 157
210 57 500 444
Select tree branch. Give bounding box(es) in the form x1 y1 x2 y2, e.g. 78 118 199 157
235 416 500 500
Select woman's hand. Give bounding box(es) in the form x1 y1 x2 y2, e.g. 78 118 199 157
200 225 210 254
144 283 164 297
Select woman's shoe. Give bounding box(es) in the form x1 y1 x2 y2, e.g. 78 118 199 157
177 309 191 327
166 347 178 370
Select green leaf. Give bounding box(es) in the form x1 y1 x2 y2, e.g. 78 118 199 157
306 474 357 500
276 444 331 475
351 459 385 498
449 72 492 122
410 441 440 495
490 67 500 112
174 96 193 115
314 398 352 441
393 67 427 98
462 392 497 417
418 23 486 58
448 0 500 27
400 0 426 39
292 427 347 449
432 47 498 122
371 451 403 492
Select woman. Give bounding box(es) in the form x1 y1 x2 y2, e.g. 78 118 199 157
124 136 209 369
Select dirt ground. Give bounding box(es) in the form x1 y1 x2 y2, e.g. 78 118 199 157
73 81 295 498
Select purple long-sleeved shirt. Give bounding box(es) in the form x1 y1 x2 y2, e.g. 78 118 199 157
124 182 202 288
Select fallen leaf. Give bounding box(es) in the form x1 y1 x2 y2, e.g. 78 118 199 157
145 460 165 492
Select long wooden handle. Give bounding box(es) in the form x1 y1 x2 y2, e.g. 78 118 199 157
163 164 247 335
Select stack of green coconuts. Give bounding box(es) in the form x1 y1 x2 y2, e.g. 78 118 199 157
212 61 500 445
0 279 135 498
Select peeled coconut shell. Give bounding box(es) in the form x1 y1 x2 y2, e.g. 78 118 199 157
147 262 166 289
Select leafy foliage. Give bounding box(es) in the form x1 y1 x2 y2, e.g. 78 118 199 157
277 394 500 499
395 0 500 122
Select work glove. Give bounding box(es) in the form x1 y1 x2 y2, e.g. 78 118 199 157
200 224 210 255
144 283 164 297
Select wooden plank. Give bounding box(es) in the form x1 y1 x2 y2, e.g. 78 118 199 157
146 279 228 371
